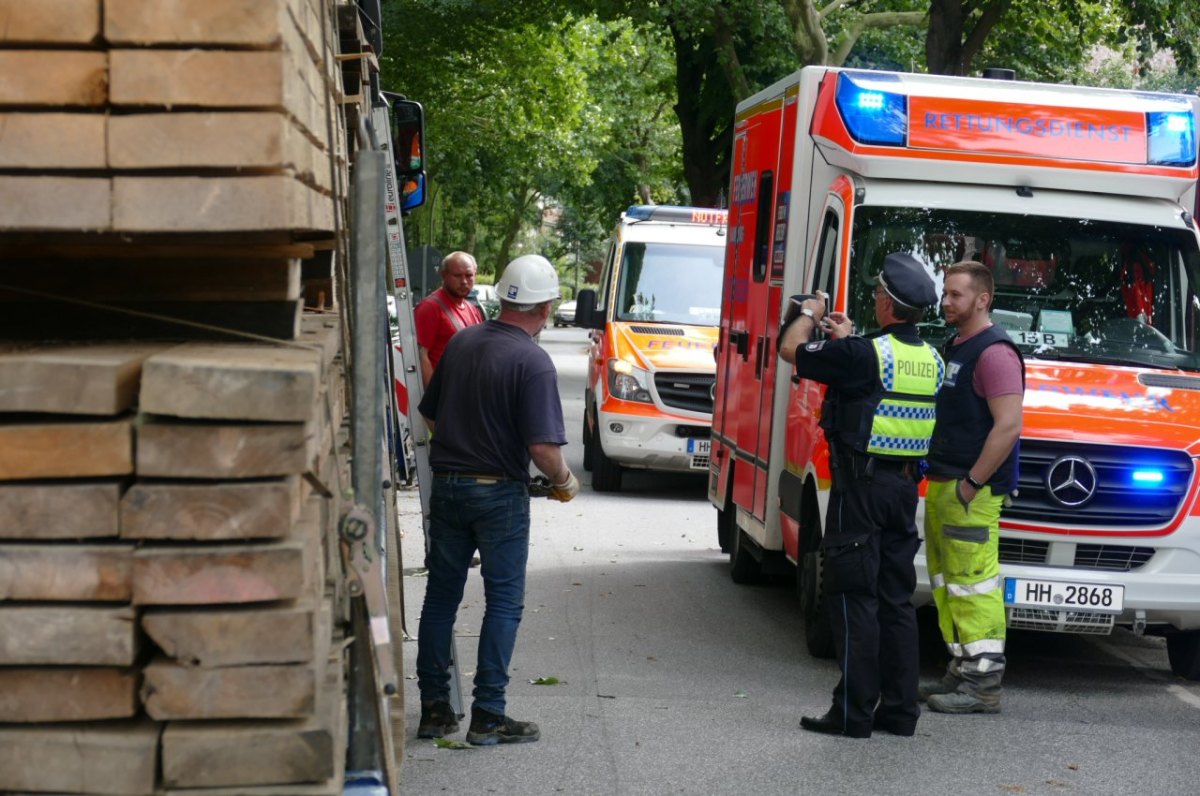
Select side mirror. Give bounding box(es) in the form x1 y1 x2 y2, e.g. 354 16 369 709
389 97 426 211
574 288 601 330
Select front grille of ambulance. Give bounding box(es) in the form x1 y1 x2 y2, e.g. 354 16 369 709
997 539 1155 571
1002 441 1192 527
654 372 715 415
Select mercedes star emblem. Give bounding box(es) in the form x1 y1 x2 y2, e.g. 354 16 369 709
1045 455 1098 508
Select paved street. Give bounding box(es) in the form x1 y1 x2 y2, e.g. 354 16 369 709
397 326 1200 795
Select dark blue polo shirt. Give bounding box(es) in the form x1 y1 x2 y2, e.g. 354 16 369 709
418 319 566 483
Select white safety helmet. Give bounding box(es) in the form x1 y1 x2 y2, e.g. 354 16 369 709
497 254 560 305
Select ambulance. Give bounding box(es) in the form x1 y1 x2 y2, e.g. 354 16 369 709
574 205 727 492
707 65 1200 679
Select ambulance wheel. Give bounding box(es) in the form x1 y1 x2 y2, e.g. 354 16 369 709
592 437 623 492
1167 630 1200 680
716 500 733 554
799 550 834 658
729 528 763 585
581 413 594 472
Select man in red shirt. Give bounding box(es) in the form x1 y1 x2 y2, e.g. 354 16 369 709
415 251 485 385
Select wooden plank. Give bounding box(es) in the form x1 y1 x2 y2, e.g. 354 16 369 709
0 259 300 302
0 343 162 415
0 418 133 480
161 645 344 789
0 176 110 231
0 543 134 601
142 657 316 720
136 420 314 478
140 343 322 422
143 599 320 667
108 49 323 140
0 112 106 168
0 720 158 796
121 477 299 540
0 0 101 44
0 234 316 261
132 540 308 605
0 667 138 722
0 51 107 106
113 175 333 233
108 112 332 193
0 480 122 539
0 605 139 665
106 0 311 47
0 300 302 341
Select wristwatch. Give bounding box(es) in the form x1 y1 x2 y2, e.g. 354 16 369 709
799 307 816 319
965 474 984 490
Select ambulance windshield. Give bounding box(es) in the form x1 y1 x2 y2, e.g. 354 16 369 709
615 242 724 326
848 207 1200 372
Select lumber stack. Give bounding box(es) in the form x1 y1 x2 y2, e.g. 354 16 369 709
0 1 381 793
0 318 352 795
0 0 358 338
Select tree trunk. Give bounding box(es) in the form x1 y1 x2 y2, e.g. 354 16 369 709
671 26 732 208
926 0 965 75
926 0 1013 75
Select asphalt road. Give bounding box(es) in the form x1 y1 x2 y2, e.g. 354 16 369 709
397 325 1200 795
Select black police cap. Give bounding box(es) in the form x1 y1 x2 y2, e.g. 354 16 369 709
871 252 938 308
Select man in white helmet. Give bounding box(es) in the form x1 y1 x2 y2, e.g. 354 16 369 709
414 253 580 746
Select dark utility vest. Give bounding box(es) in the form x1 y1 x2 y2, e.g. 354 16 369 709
927 325 1024 493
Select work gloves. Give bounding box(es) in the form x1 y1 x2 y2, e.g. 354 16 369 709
549 471 580 502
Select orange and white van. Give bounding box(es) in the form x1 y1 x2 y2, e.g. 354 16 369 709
708 66 1200 679
574 205 727 492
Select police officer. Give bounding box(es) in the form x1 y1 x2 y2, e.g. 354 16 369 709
779 252 943 739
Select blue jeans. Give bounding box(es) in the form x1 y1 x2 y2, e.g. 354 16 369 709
416 476 530 716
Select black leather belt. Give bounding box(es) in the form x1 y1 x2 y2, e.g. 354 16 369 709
434 471 509 482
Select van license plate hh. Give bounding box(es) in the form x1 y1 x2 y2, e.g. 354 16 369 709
1004 577 1124 613
687 439 711 455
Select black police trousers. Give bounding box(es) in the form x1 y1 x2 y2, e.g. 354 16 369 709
821 459 921 736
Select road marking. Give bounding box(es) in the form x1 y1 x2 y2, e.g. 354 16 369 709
1095 639 1200 710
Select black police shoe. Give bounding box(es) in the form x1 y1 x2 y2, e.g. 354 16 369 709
799 710 871 739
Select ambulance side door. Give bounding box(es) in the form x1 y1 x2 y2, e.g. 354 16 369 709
721 100 784 518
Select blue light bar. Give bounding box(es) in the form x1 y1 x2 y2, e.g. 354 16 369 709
835 71 907 146
1147 110 1197 167
1131 469 1165 485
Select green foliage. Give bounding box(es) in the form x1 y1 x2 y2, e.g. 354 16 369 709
382 1 1200 283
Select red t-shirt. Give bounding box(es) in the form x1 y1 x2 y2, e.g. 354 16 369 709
414 288 484 370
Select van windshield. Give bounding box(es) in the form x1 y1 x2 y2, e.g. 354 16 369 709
615 242 724 326
848 207 1200 372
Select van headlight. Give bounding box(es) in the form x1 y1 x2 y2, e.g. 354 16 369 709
607 358 653 403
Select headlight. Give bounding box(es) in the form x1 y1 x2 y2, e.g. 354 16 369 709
607 358 653 403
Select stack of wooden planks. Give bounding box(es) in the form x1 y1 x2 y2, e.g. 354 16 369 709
0 0 355 339
0 318 353 794
0 0 382 793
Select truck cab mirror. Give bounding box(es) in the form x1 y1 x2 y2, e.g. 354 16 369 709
574 288 601 329
389 98 426 211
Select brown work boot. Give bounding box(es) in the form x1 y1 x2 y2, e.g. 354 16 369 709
926 690 1001 714
465 705 540 745
416 700 459 738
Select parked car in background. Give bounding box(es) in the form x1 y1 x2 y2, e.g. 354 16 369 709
554 299 577 327
472 284 500 318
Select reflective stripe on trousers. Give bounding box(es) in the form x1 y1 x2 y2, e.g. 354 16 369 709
924 478 1006 692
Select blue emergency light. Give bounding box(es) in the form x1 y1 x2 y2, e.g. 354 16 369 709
1146 110 1197 166
835 71 907 146
1131 468 1165 485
